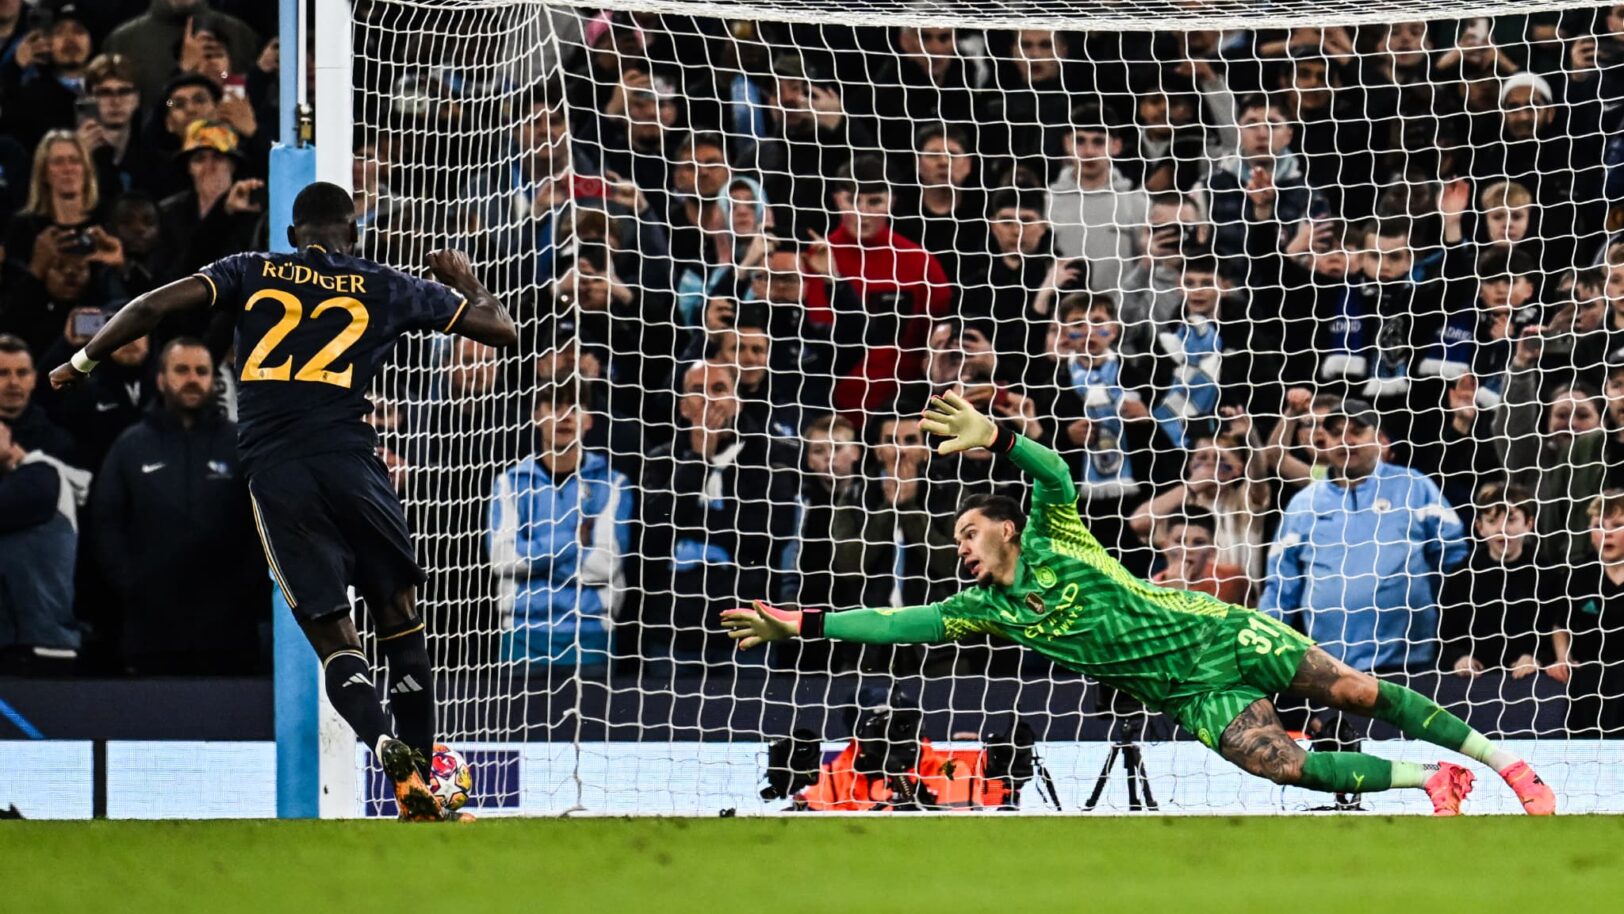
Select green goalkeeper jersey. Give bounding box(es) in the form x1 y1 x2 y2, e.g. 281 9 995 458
824 436 1234 710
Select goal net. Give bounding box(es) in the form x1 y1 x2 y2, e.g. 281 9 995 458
347 0 1624 815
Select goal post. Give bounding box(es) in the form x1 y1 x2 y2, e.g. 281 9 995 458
303 0 1624 815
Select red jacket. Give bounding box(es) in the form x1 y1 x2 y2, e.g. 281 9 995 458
826 224 950 418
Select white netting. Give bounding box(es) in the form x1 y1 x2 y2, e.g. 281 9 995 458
350 0 1624 815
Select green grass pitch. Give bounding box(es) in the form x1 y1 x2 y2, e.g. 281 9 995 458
7 816 1622 913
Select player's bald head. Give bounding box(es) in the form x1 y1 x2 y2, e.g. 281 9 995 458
292 182 357 228
290 181 359 253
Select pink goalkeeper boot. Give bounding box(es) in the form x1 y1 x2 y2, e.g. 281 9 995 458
1500 761 1557 815
1423 762 1476 816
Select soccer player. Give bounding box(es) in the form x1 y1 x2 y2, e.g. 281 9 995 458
49 182 518 821
722 393 1558 815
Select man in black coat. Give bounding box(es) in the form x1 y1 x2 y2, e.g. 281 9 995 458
92 337 266 674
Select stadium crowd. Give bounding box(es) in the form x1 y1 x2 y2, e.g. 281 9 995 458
0 1 1621 733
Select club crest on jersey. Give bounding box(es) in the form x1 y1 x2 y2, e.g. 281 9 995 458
1025 592 1048 615
1032 566 1058 589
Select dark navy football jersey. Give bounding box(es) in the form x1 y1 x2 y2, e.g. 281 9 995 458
195 245 467 472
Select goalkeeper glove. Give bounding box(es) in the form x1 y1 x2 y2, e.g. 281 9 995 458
720 600 804 649
920 391 999 455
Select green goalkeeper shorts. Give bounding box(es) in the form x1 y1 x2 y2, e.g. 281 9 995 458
1160 610 1314 751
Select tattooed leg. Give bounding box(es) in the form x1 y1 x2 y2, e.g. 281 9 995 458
1217 699 1307 786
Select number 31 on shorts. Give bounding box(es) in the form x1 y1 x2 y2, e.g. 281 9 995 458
1237 615 1295 657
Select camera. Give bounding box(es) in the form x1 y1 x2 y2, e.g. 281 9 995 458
60 231 96 256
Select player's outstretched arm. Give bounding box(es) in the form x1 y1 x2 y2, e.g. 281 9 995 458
920 392 1076 505
49 276 213 389
428 249 518 349
720 601 948 650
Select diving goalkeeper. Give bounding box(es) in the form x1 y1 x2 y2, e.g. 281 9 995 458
722 393 1556 815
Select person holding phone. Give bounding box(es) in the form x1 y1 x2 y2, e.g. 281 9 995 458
77 54 165 201
2 3 94 151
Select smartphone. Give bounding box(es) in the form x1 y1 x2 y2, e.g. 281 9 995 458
222 76 248 101
72 311 108 338
74 96 100 127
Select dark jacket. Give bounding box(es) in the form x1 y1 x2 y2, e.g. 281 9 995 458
38 339 152 471
639 421 798 650
1437 544 1548 669
3 401 79 467
91 405 267 658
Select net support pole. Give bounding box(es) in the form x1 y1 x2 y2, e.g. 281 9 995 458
271 0 320 820
310 0 360 819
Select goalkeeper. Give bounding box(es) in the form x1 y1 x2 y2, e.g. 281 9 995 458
723 393 1556 815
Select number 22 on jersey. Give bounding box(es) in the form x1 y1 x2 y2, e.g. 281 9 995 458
240 288 370 388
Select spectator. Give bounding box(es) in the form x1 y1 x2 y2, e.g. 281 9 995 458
1550 490 1624 736
890 124 986 288
0 334 86 674
639 360 796 666
1149 507 1252 607
3 129 101 273
982 29 1075 171
488 382 632 672
961 187 1061 368
664 131 730 275
463 80 602 271
860 411 959 611
0 247 110 357
157 119 263 276
817 154 951 418
674 175 768 331
788 413 870 613
1207 93 1323 261
1118 190 1210 340
1496 342 1609 565
1262 398 1468 672
1145 253 1236 449
1028 293 1163 566
79 53 164 199
1437 481 1548 681
1047 103 1149 299
141 68 268 195
91 338 264 674
103 191 166 298
858 26 984 156
104 1 262 104
595 67 680 219
744 52 874 240
39 333 151 472
711 303 799 441
0 1 93 151
1131 427 1274 583
1407 373 1502 514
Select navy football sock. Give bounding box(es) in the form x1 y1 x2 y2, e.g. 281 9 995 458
322 650 391 751
379 625 435 766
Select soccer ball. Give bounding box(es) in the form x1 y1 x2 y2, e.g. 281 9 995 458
429 743 474 811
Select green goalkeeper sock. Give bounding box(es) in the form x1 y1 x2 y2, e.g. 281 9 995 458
1299 753 1433 793
1370 680 1472 751
1368 680 1523 771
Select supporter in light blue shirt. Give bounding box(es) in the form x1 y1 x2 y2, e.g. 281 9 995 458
1262 398 1468 672
488 382 632 670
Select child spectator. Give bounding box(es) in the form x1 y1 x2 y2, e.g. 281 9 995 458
1437 482 1548 680
1550 491 1624 736
1149 507 1252 607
